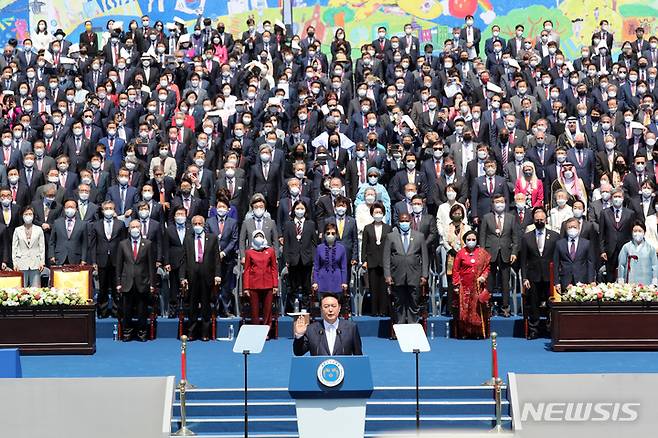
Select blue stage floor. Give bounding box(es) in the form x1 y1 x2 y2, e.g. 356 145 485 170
20 338 658 387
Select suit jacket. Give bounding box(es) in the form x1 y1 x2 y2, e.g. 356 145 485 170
478 212 520 263
361 222 392 268
105 185 139 216
163 224 189 269
382 229 429 286
293 320 363 356
470 175 510 219
11 225 45 270
599 207 636 257
520 228 559 282
89 218 126 267
116 237 157 293
179 232 221 285
283 219 317 266
207 216 239 259
48 217 88 264
239 216 279 259
553 237 595 288
324 215 358 262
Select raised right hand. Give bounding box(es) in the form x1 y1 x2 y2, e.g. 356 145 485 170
294 316 308 337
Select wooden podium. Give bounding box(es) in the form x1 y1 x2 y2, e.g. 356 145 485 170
0 265 95 355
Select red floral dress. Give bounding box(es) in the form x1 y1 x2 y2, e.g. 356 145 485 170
452 247 491 339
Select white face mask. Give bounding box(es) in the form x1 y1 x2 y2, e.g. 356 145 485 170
465 239 477 250
612 197 623 208
494 202 505 213
446 191 457 201
556 198 567 207
633 232 645 243
566 228 579 239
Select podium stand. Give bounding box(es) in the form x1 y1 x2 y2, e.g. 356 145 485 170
288 356 373 438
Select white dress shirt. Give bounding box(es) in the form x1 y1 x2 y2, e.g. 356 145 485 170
323 319 339 355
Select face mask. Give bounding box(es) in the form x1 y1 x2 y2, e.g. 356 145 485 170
253 208 265 218
128 228 140 239
193 225 204 235
485 167 496 177
412 205 423 214
23 214 33 224
636 164 646 173
294 209 306 218
572 208 584 218
365 194 376 204
563 170 574 179
566 228 579 239
368 176 378 185
64 208 76 218
398 222 410 232
174 216 186 225
48 176 59 184
642 188 653 198
405 191 416 200
633 232 645 243
446 191 457 201
556 155 567 163
477 151 488 161
465 240 477 250
494 202 505 213
612 197 623 208
118 177 129 186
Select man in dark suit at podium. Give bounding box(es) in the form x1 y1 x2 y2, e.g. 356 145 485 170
293 293 362 356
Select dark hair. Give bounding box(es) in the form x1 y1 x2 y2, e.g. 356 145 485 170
462 230 477 243
324 222 337 234
532 206 547 217
320 292 341 304
369 201 385 216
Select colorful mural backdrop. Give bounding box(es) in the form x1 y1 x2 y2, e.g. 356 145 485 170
0 0 655 58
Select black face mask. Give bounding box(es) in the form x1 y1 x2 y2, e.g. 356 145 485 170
368 139 377 146
500 134 509 142
534 221 545 230
444 165 454 174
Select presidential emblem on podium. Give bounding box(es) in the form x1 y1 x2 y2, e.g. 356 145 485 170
317 359 344 387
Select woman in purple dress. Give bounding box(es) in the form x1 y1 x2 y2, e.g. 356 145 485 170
312 223 348 310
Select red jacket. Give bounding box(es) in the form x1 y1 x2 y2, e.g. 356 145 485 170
243 247 278 290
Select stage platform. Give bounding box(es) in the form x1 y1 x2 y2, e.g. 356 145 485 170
95 315 526 339
20 338 658 387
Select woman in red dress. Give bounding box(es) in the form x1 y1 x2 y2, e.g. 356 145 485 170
452 230 492 339
242 230 278 327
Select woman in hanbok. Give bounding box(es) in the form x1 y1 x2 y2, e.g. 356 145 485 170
452 231 491 339
617 223 658 285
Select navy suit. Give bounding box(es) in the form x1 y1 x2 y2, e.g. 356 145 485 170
470 175 510 220
553 237 595 288
293 320 363 356
105 184 139 216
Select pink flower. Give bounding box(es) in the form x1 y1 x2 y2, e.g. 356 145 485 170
597 292 603 299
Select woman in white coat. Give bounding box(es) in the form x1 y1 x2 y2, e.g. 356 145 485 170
12 206 45 287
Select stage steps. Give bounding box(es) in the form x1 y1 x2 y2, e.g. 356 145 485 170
171 386 511 436
98 315 525 339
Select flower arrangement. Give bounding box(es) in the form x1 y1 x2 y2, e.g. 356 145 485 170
561 283 658 303
0 287 89 307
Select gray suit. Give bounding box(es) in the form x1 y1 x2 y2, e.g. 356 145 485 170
478 211 520 308
48 216 88 264
383 229 429 324
238 215 279 259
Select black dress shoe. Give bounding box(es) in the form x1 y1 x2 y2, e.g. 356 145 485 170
201 337 210 342
501 307 511 318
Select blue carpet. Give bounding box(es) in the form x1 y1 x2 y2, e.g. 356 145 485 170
19 338 658 387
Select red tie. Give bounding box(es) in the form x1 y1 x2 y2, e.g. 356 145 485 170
435 161 441 178
85 126 91 139
11 186 16 201
109 138 114 155
132 240 138 260
489 177 494 194
219 220 224 235
519 210 524 223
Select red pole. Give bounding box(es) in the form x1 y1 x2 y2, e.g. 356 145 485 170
491 332 499 380
180 335 188 382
